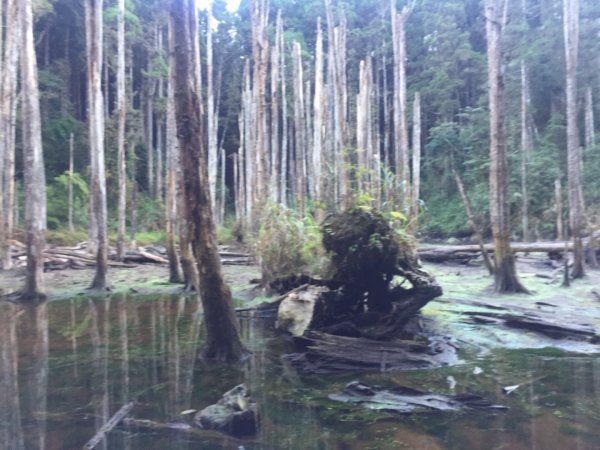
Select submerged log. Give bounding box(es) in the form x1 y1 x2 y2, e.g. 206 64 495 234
329 381 507 413
83 401 135 449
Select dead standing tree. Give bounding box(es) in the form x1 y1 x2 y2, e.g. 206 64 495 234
17 0 47 301
85 0 109 290
563 0 585 279
169 0 247 361
485 0 528 293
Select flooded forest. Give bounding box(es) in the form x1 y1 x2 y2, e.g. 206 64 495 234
1 0 600 449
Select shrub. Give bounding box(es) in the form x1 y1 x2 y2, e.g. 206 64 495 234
255 204 326 284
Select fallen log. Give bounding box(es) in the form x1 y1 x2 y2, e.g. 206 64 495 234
83 401 135 449
418 242 575 262
285 329 457 374
329 381 507 413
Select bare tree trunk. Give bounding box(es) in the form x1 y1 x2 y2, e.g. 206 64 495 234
0 0 19 270
485 0 528 293
86 0 108 291
279 19 288 207
68 132 75 232
156 38 164 202
453 167 494 274
18 0 47 300
390 1 410 209
116 0 126 260
250 0 269 220
146 28 157 197
555 178 564 241
169 0 247 361
219 148 225 224
563 0 584 278
520 60 533 242
242 60 253 223
270 10 282 203
410 92 421 233
356 59 369 195
165 28 181 284
585 86 594 149
129 147 138 249
313 17 324 209
325 0 349 208
292 41 306 215
207 2 218 214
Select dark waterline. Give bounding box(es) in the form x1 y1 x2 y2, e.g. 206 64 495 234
1 294 599 450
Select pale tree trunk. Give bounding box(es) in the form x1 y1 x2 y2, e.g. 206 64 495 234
520 60 533 242
390 1 410 209
129 145 138 249
219 148 225 223
279 19 288 206
116 0 126 260
0 0 19 270
18 0 47 301
270 10 282 203
304 77 312 205
555 178 564 241
156 34 164 202
410 92 421 233
356 59 369 195
453 166 494 274
165 26 181 284
250 0 269 220
169 0 247 362
146 28 157 197
292 41 306 215
585 86 594 149
381 55 391 206
563 0 584 278
207 2 218 214
242 61 253 223
85 0 109 291
313 17 324 209
485 0 528 293
68 132 74 232
325 0 349 208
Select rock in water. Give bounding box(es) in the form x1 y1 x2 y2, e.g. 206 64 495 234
194 385 258 437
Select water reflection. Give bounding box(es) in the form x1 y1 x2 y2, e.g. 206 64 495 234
0 295 599 449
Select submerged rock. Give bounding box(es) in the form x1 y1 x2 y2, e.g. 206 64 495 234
194 385 258 437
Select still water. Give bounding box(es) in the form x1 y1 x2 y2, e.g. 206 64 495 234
1 294 599 450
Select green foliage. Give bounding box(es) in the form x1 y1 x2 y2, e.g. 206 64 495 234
46 172 89 230
256 204 326 283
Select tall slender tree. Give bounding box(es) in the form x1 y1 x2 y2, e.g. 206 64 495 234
563 0 584 278
485 0 528 293
116 0 127 260
169 0 247 361
85 0 109 290
18 0 47 301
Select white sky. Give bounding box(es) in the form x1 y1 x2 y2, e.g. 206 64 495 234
196 0 241 13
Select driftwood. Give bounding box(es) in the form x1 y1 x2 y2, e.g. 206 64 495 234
285 329 457 374
329 381 507 413
82 401 135 449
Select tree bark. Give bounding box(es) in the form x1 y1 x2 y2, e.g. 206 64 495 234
453 167 494 274
165 26 181 284
18 0 47 300
279 17 288 207
563 0 584 278
410 92 421 233
116 0 126 260
292 41 306 215
520 60 533 243
0 0 19 271
485 0 528 293
68 133 75 233
390 1 410 209
207 2 218 214
584 86 594 149
270 10 282 203
249 0 269 222
313 17 325 209
85 0 108 290
169 0 247 361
